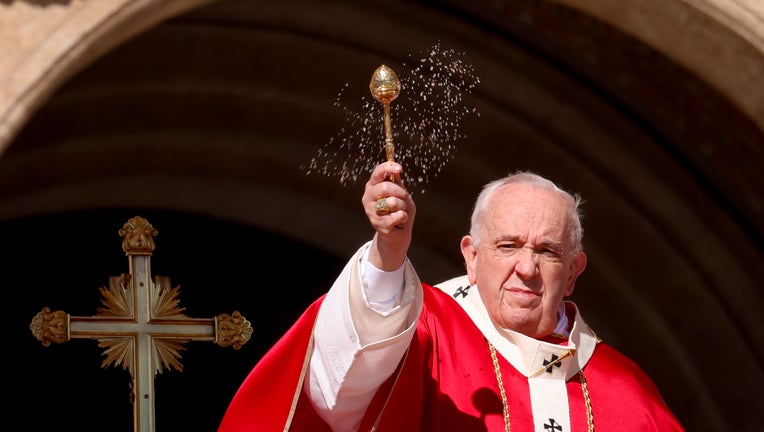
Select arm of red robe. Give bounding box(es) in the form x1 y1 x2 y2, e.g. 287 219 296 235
218 242 423 432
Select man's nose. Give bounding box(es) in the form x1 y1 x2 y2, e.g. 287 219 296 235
515 247 540 278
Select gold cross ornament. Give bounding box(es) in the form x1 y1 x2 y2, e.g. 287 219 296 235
29 216 253 432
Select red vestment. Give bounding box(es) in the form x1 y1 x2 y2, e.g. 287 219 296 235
219 283 684 431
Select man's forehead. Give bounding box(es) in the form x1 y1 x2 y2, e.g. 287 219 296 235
490 186 568 215
485 188 570 237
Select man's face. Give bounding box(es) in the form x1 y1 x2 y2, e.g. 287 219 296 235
460 183 587 338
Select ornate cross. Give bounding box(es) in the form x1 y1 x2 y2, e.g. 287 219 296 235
29 216 253 432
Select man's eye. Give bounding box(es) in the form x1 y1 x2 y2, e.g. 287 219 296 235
497 243 520 253
539 248 563 261
498 243 518 249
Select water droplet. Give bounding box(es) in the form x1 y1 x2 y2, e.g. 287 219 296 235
302 41 480 194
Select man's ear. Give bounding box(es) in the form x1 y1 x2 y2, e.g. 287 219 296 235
460 235 478 284
565 251 587 296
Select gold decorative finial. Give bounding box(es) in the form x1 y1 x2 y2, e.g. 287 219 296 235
30 307 70 346
119 216 157 255
370 64 401 105
215 311 254 350
370 65 401 181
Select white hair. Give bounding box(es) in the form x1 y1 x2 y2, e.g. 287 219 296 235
469 171 585 254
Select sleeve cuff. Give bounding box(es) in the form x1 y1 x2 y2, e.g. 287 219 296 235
360 245 405 312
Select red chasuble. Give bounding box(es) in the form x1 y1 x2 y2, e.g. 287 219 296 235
219 284 684 431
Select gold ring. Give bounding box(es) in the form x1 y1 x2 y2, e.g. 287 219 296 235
375 197 391 216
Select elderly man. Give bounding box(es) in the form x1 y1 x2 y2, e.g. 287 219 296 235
220 161 684 431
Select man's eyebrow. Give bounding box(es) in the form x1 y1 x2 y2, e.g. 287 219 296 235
493 234 521 243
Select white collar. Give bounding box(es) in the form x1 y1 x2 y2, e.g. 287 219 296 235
435 275 599 379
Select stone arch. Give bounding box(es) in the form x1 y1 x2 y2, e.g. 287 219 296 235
2 1 762 431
